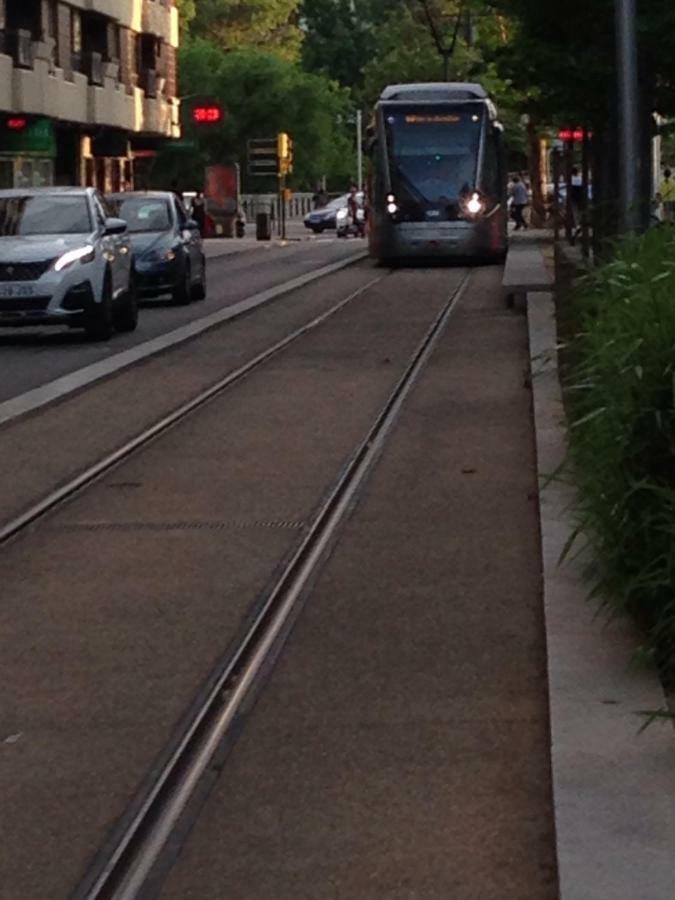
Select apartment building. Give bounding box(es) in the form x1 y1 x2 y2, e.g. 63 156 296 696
0 0 180 191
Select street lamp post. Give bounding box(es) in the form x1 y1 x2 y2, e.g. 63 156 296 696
615 0 640 232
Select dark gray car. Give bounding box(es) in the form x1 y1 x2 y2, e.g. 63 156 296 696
107 191 206 305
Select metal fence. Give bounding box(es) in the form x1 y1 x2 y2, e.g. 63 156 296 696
240 193 316 221
240 193 343 221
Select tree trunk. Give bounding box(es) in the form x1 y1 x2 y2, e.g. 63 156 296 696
526 119 546 227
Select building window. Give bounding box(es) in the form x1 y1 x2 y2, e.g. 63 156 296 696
107 22 120 62
71 8 81 57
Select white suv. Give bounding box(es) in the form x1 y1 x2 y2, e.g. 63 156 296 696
0 187 136 340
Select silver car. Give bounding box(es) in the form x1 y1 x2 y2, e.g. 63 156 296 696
0 187 135 340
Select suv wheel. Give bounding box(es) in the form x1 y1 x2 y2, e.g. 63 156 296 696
172 261 191 306
85 271 114 341
191 256 207 300
114 270 139 332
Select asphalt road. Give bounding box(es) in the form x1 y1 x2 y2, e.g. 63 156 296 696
0 237 363 403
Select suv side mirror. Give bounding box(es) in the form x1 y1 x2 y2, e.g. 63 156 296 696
104 217 127 235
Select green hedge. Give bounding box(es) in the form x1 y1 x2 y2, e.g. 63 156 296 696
565 227 675 680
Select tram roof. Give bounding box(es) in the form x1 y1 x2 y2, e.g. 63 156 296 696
379 83 489 102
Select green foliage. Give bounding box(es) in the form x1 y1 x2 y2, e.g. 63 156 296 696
187 0 303 59
175 0 197 28
159 40 354 190
301 0 373 89
565 226 675 679
492 0 675 124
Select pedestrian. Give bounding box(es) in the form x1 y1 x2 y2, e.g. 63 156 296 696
659 168 675 222
569 166 585 230
170 179 183 204
312 185 328 209
191 190 206 235
509 175 529 230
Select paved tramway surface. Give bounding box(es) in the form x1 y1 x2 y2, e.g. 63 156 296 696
0 260 556 899
0 260 371 533
0 236 365 404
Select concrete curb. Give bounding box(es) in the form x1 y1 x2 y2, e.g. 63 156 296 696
527 291 675 900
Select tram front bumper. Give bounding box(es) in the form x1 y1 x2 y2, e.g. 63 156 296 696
383 221 495 259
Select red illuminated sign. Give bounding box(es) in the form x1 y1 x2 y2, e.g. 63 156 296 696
559 128 592 142
7 118 27 131
192 106 223 124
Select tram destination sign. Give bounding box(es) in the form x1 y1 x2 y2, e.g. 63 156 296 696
247 138 278 176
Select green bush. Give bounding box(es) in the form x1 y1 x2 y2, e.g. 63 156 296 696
565 226 675 679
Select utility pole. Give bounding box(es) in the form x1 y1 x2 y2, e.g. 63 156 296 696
419 0 463 82
615 0 640 232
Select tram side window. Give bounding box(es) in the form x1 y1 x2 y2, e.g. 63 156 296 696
481 131 501 201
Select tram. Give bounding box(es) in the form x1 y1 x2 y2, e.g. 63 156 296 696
367 82 508 263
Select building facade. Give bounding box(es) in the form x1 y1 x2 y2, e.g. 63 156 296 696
0 0 179 191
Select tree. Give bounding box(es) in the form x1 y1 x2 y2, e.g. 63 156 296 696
188 0 304 60
300 0 374 89
490 0 675 233
156 40 355 190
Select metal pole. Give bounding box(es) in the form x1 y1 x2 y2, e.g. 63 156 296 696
615 0 640 232
356 110 363 191
581 128 591 258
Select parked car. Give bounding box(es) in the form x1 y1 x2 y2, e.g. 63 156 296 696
0 187 136 340
107 191 206 305
303 194 350 233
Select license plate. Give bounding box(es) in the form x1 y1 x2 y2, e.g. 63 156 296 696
0 284 35 298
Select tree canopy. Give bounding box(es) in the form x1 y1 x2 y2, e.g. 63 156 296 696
160 40 354 190
171 0 675 192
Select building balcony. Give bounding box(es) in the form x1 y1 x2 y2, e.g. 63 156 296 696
66 1 177 45
141 94 179 138
0 16 177 139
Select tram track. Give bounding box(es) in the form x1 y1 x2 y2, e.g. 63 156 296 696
0 274 382 546
69 270 472 900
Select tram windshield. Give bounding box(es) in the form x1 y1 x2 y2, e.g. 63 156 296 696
384 106 483 203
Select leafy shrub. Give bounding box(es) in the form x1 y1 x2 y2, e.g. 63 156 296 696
565 226 675 679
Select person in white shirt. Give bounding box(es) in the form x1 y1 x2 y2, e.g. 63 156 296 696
509 175 529 230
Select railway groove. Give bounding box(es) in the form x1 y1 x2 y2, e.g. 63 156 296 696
71 271 471 900
0 274 382 546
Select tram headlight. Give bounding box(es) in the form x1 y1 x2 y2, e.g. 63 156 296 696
463 191 485 218
386 194 398 215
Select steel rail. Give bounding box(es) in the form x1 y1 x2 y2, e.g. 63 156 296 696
73 271 471 900
0 275 383 546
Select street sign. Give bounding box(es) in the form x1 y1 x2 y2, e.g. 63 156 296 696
247 138 278 177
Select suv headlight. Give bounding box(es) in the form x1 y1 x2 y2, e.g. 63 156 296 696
54 245 95 272
146 247 176 263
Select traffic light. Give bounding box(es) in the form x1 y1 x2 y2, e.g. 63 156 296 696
286 136 294 174
277 132 289 160
277 132 293 176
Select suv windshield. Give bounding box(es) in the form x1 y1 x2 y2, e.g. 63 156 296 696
110 198 172 233
0 195 92 236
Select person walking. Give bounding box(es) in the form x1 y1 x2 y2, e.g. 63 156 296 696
191 190 206 235
509 175 529 230
170 180 183 205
